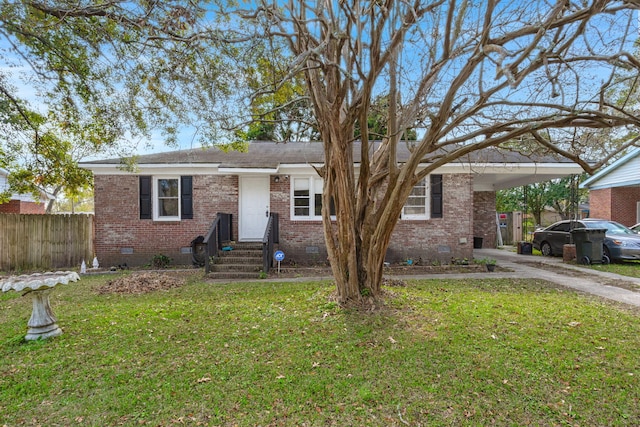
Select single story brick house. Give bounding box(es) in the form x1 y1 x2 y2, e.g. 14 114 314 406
0 168 52 214
80 142 583 267
580 148 640 227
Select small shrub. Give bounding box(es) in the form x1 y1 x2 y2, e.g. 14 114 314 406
151 254 172 269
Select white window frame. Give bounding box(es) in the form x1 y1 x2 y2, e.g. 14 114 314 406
290 175 433 220
401 177 430 220
153 176 181 221
291 176 334 220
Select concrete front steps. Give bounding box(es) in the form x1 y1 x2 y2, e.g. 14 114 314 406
207 242 264 280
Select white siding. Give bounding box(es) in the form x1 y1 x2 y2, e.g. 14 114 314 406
591 155 640 188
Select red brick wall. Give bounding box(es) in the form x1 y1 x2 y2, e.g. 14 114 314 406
270 173 475 265
589 186 640 226
269 177 327 265
0 200 46 214
473 191 497 248
387 174 474 264
588 188 612 220
610 187 640 226
94 172 477 267
93 175 238 267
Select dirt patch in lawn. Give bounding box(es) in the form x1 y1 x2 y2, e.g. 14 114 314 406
96 272 187 295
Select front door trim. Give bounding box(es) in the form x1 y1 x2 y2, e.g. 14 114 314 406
239 176 270 241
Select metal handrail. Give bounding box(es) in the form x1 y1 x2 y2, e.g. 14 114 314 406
203 213 233 274
262 213 279 273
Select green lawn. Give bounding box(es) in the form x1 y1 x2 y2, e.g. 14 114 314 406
531 247 640 278
589 260 640 278
1 273 639 426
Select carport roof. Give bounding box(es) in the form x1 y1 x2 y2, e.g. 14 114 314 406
80 141 585 191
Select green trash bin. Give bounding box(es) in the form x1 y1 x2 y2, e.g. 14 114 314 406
570 228 608 265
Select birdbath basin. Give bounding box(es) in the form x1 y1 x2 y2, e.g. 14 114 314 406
1 271 80 341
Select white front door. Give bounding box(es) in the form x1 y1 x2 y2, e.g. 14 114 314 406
239 176 270 241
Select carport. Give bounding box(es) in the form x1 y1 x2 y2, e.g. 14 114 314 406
464 149 586 249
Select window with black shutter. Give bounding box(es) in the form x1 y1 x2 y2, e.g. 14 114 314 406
181 176 193 219
139 175 193 220
430 174 443 218
139 176 152 219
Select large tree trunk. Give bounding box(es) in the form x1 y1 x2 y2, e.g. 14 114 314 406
321 136 408 304
322 137 360 303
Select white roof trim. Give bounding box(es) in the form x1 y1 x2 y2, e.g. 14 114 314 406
81 161 579 174
218 167 279 174
78 163 223 175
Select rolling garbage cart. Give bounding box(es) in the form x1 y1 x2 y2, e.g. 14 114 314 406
570 228 610 265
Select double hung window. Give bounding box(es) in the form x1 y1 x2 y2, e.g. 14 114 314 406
139 175 193 221
402 178 428 218
156 178 180 219
292 177 335 219
291 174 442 220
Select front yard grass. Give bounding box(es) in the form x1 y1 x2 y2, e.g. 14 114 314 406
589 260 640 278
530 247 640 279
1 274 639 426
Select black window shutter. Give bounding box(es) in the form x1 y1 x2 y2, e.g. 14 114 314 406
181 176 193 219
430 174 443 218
139 176 152 219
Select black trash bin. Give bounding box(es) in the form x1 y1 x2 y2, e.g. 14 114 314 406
191 235 206 267
570 228 608 265
517 241 532 255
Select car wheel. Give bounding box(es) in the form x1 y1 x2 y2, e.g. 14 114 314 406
541 242 552 256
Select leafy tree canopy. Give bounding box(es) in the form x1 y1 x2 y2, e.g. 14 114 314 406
0 1 236 205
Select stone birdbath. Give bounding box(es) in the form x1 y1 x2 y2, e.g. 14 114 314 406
1 271 80 341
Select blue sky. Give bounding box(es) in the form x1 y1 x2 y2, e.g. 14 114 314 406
1 2 639 161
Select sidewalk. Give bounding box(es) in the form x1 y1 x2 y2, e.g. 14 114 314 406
472 248 640 307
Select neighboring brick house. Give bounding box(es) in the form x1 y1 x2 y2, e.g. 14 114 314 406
80 142 583 267
0 168 51 214
581 148 640 227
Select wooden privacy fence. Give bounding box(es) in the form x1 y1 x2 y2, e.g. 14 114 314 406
0 214 94 271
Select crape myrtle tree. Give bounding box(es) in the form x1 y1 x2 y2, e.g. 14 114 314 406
230 1 640 303
6 1 640 304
